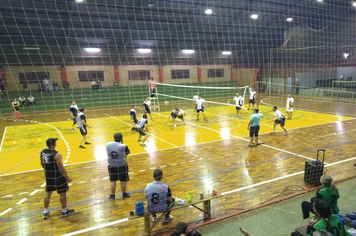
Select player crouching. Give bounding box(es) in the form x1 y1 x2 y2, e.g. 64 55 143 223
168 108 186 128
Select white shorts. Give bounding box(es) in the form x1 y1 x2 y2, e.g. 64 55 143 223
286 107 293 112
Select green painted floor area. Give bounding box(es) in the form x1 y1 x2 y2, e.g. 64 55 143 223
199 177 356 236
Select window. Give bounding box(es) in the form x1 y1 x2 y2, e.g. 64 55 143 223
128 70 151 81
171 69 190 80
18 72 50 84
78 70 105 82
207 69 224 78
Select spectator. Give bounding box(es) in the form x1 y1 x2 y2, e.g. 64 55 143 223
301 175 339 219
176 222 188 234
18 96 27 107
43 76 51 92
295 79 300 95
63 81 70 88
187 229 201 236
96 79 102 90
28 95 35 106
145 169 174 223
38 82 44 93
113 80 119 88
148 77 156 97
53 82 60 92
292 199 348 236
91 79 97 90
23 82 29 93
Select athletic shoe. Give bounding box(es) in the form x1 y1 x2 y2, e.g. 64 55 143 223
138 139 141 142
84 142 91 145
61 209 75 218
174 124 176 128
152 216 158 223
109 194 115 201
162 215 173 223
79 145 85 149
122 193 131 199
196 119 199 121
140 143 146 147
43 211 50 219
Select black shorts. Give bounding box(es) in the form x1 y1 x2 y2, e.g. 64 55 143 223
144 106 151 114
80 126 87 135
131 127 146 136
46 176 69 193
275 118 286 127
249 99 255 105
72 117 77 124
14 107 20 111
108 164 129 182
171 112 183 119
236 106 242 110
249 125 260 137
131 115 138 124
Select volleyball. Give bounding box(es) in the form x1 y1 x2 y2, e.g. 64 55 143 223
164 101 169 105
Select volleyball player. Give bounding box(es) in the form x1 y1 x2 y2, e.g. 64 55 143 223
11 98 21 121
272 106 289 136
168 108 186 128
233 93 243 117
77 108 92 148
131 115 149 147
286 94 294 120
69 101 78 130
193 92 199 110
143 97 153 121
129 105 138 124
248 87 256 110
196 95 207 121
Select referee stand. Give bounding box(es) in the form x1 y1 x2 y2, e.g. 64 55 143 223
149 87 160 112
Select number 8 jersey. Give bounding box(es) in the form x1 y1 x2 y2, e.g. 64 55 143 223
145 181 171 213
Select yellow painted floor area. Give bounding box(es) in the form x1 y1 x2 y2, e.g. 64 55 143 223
0 105 352 175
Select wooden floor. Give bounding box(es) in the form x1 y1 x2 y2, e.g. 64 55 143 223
1 98 356 236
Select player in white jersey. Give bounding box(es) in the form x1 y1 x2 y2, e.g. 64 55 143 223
233 93 243 117
143 97 153 121
131 115 149 147
145 169 174 223
69 101 78 131
168 108 186 127
272 106 289 136
192 92 199 110
248 87 256 110
286 94 294 120
196 95 207 121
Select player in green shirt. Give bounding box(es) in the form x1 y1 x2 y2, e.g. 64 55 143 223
302 175 339 219
291 199 350 236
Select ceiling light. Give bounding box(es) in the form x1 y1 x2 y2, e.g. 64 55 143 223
251 14 258 20
137 48 151 53
147 1 154 7
23 47 40 50
316 0 323 2
75 0 84 2
84 48 100 53
182 49 195 54
222 51 231 55
353 2 356 7
343 53 349 58
286 18 293 22
205 9 213 15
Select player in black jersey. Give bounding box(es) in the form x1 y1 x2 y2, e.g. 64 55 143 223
40 138 74 219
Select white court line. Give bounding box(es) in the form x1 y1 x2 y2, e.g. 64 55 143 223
2 195 13 198
152 112 322 163
16 198 27 205
0 208 12 216
0 127 7 153
40 182 46 187
61 218 128 236
222 171 305 195
19 192 28 195
29 190 39 196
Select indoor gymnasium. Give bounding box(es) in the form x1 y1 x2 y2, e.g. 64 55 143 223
1 0 356 236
